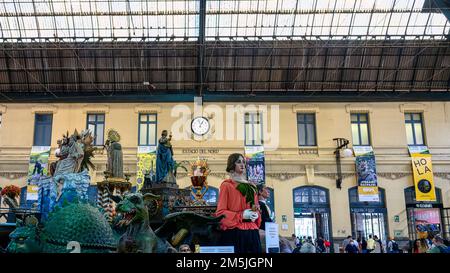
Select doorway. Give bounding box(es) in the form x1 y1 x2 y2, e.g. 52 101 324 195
293 186 333 252
405 186 444 243
349 187 388 243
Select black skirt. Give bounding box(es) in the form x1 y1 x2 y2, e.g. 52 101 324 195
220 229 262 253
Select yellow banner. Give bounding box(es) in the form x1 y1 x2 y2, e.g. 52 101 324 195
357 186 379 202
136 146 157 190
411 154 436 202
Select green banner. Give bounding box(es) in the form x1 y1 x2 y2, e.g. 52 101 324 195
27 146 51 200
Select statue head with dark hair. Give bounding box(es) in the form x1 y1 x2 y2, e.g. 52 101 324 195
226 153 245 173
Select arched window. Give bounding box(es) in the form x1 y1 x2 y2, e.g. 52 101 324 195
293 186 329 207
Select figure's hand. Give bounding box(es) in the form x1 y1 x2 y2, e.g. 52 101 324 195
243 209 259 222
250 211 259 222
243 209 254 220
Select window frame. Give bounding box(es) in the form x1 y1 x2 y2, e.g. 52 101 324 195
404 112 425 146
138 113 158 146
350 112 371 146
33 113 53 146
297 113 317 147
244 112 263 146
86 113 105 146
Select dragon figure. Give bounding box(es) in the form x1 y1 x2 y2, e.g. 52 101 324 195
111 192 176 253
6 202 117 253
111 192 224 253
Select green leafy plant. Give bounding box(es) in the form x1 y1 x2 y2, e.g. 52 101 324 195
236 183 257 206
172 160 189 178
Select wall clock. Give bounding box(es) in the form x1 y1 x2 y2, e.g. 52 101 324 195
191 116 210 136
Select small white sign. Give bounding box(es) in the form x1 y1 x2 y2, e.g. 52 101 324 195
137 146 157 153
199 246 234 253
408 145 429 155
353 146 373 156
281 224 288 230
26 185 39 201
265 222 280 253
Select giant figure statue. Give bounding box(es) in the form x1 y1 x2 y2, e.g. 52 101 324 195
156 130 175 183
54 130 84 176
105 129 124 179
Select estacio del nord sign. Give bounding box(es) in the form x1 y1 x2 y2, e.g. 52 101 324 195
181 148 220 154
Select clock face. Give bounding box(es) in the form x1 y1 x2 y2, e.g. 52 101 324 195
191 117 210 136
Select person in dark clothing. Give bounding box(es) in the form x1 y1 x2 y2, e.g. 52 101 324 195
374 235 384 253
345 239 359 253
32 160 43 175
361 238 368 253
316 236 326 253
257 184 273 230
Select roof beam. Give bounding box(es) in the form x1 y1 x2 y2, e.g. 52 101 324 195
197 0 207 95
2 90 450 103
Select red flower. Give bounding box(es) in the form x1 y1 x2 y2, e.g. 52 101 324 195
1 185 21 197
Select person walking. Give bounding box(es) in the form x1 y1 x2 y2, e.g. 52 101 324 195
373 235 384 253
300 237 316 253
427 235 450 253
361 238 368 253
367 235 375 253
387 237 400 253
315 236 326 253
356 238 362 253
412 239 429 253
341 235 352 253
345 239 359 253
324 238 331 253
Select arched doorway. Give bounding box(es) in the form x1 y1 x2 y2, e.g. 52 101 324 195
404 186 444 242
292 186 333 251
349 186 388 243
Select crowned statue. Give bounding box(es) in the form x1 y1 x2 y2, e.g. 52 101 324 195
188 159 210 206
156 130 175 183
104 129 124 179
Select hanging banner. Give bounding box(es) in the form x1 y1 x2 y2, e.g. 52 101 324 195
27 146 51 200
136 146 157 190
244 146 265 185
353 146 379 202
409 146 436 202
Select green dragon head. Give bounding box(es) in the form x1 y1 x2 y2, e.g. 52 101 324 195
6 216 42 253
114 193 160 228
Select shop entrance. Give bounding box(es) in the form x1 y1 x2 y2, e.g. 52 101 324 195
404 186 445 243
293 186 333 252
349 187 388 243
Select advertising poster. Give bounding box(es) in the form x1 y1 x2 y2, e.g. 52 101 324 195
414 208 441 236
244 146 265 185
353 146 379 202
409 146 436 202
136 146 157 190
27 146 51 200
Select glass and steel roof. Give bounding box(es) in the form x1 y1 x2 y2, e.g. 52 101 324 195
0 0 448 42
